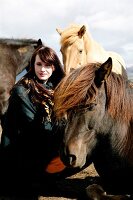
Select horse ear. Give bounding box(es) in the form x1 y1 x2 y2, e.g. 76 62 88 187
37 39 43 46
34 39 43 49
94 57 112 87
56 28 63 35
78 25 86 38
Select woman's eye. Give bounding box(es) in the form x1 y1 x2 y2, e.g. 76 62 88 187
45 65 52 69
79 50 83 54
36 62 42 66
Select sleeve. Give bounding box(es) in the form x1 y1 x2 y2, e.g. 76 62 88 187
1 85 36 147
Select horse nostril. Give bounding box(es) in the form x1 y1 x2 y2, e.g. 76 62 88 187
68 154 76 166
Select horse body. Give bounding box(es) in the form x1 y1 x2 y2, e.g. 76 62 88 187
0 38 43 142
56 24 126 77
54 58 133 197
0 38 43 116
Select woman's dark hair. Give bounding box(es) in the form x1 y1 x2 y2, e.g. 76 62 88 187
15 46 65 109
28 45 65 87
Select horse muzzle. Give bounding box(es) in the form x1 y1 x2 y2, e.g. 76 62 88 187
60 143 77 167
60 140 87 168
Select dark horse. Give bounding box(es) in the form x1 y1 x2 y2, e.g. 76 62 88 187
54 58 133 199
0 38 42 116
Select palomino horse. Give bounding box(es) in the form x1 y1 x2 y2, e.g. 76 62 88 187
56 24 127 77
0 38 43 139
54 58 133 199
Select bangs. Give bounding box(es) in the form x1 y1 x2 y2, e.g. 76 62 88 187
38 48 55 65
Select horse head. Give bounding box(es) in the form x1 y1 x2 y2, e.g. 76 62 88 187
56 24 88 75
54 58 112 168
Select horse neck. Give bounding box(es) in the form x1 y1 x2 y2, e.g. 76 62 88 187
84 32 107 63
99 111 133 158
16 50 33 75
15 44 36 75
103 84 133 157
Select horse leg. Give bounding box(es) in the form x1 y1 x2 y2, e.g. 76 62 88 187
86 184 130 200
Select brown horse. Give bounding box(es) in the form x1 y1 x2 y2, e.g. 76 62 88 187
56 24 127 77
0 38 43 116
54 58 133 199
0 38 43 139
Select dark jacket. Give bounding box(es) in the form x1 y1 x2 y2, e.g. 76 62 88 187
0 82 64 180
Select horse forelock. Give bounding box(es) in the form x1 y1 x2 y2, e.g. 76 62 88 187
54 63 98 118
60 25 84 46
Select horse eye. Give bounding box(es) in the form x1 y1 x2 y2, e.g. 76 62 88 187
60 118 67 126
87 103 97 111
79 50 83 54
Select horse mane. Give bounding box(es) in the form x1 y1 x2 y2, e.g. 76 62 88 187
0 38 39 47
54 63 100 117
60 24 88 46
54 63 133 123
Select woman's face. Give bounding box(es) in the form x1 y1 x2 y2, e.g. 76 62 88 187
34 55 55 82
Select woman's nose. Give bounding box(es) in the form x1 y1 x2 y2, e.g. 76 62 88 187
41 66 46 71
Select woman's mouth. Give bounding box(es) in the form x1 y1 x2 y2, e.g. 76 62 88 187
39 73 47 76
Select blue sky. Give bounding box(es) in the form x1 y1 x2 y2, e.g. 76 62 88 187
0 0 133 68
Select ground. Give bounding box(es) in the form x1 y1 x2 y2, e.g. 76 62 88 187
0 164 99 200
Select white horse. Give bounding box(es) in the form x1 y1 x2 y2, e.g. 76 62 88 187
56 24 126 76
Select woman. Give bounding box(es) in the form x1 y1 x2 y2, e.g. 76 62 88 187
0 46 69 193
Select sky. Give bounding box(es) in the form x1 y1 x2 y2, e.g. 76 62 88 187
0 0 133 69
